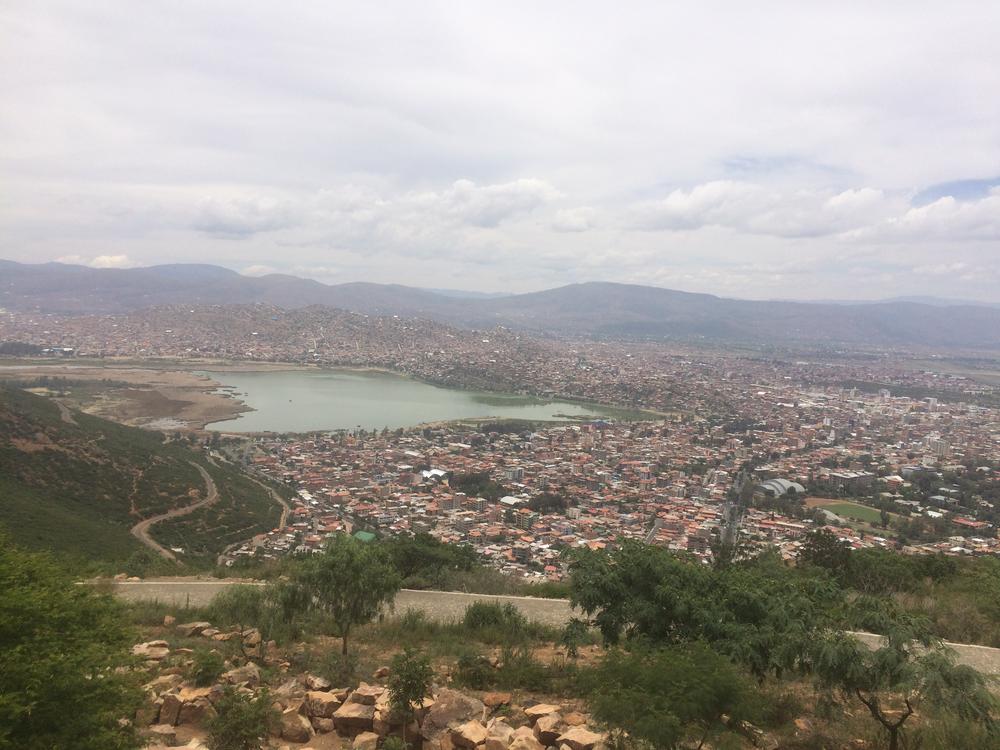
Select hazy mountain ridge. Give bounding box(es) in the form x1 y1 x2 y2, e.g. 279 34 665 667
3 260 1000 349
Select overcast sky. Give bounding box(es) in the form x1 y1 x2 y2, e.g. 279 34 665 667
2 2 999 300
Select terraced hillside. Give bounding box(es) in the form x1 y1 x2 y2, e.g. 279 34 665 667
0 386 283 567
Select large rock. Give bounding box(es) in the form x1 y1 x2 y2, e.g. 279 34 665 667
557 726 605 750
534 713 562 746
353 730 380 750
452 720 488 748
222 662 261 687
281 708 314 743
306 690 342 719
483 692 512 708
144 673 184 695
176 622 212 638
509 733 545 750
421 688 485 744
304 673 332 691
178 697 216 725
524 704 561 722
351 683 385 705
133 641 171 660
159 693 182 726
334 700 376 734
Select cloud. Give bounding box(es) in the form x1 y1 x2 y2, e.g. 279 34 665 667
56 253 136 268
552 207 598 232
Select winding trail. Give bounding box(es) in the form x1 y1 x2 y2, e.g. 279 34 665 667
130 462 218 561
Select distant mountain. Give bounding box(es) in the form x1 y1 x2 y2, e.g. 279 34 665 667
4 259 1000 349
0 385 280 565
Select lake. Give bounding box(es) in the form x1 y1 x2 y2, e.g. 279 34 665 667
204 368 642 432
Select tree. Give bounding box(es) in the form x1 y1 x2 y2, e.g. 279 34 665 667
809 625 997 750
587 643 751 750
0 538 141 750
294 534 401 654
206 687 276 750
797 529 851 576
387 647 434 743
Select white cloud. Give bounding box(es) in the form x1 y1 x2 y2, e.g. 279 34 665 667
56 253 136 268
552 207 598 232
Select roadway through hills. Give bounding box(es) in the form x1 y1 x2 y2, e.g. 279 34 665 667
108 579 1000 675
129 463 218 561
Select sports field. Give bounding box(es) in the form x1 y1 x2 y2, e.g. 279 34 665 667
805 498 884 524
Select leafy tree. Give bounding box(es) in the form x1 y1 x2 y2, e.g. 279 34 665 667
387 647 434 743
561 617 589 659
798 529 851 576
206 687 276 750
294 534 401 654
0 538 141 750
587 643 751 750
809 625 997 750
567 540 839 678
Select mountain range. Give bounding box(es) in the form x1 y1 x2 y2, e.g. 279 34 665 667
3 259 1000 350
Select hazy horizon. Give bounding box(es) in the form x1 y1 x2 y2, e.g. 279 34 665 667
2 2 999 301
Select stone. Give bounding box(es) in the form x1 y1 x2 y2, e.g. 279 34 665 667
147 724 178 746
524 704 561 722
509 734 545 750
485 719 515 750
353 731 380 750
222 662 261 687
132 641 171 660
176 622 212 638
562 712 588 727
312 717 336 733
163 615 177 627
201 628 220 638
304 673 332 691
135 698 162 727
373 666 390 679
421 688 486 743
534 714 562 746
144 673 184 694
178 697 215 725
794 718 813 735
557 726 605 750
242 628 262 646
334 700 376 734
281 708 315 743
351 682 385 705
482 692 512 708
212 631 238 641
306 690 342 719
159 694 182 726
452 720 488 748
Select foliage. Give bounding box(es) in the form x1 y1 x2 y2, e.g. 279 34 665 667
561 618 589 658
448 471 507 501
567 540 840 677
808 624 997 750
797 529 851 576
192 649 226 687
462 601 528 638
206 687 276 750
0 538 141 750
388 648 434 740
383 533 478 589
293 534 401 654
586 643 752 750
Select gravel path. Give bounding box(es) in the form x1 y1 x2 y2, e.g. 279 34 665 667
109 579 1000 674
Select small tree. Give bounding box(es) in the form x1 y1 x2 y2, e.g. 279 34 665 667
810 627 997 750
0 538 142 750
587 643 751 750
388 647 434 743
206 687 276 750
294 534 401 654
798 528 851 576
560 618 588 659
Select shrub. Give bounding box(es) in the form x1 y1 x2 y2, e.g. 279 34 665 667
192 649 226 687
462 601 527 637
206 687 276 750
453 649 494 690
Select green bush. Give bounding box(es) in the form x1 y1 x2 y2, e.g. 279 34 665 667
462 601 528 637
192 649 226 687
206 687 276 750
453 649 494 690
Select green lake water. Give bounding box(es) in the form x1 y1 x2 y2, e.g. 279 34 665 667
204 369 641 432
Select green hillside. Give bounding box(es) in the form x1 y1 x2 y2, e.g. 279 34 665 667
0 386 281 568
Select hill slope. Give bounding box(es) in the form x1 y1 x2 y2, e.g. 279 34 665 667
5 260 1000 349
0 386 281 566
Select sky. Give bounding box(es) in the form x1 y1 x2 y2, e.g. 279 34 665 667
2 1 999 300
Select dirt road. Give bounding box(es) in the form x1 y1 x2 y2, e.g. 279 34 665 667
107 579 1000 674
129 463 218 561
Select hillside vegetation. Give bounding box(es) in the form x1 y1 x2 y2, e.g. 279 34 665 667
0 386 282 568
